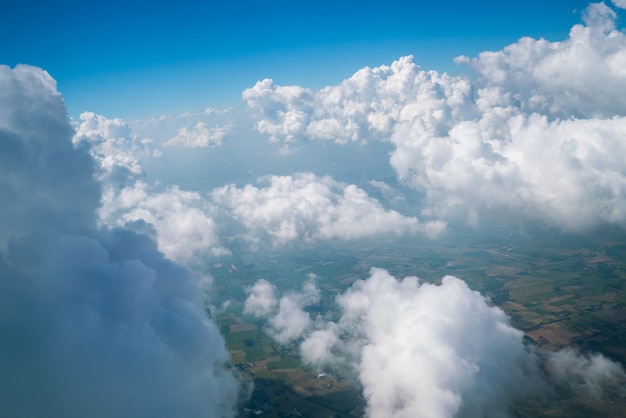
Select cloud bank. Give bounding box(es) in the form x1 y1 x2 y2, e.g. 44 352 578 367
0 64 241 417
243 57 473 144
212 172 445 245
244 2 626 231
247 269 542 417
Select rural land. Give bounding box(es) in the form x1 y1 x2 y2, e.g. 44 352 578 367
208 227 626 417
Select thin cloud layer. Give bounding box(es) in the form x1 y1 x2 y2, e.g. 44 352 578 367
212 172 445 245
613 0 626 9
245 275 320 344
132 107 234 149
244 3 626 231
389 114 626 229
0 64 241 417
548 348 626 398
164 121 230 148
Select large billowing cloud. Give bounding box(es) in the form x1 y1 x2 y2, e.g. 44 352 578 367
244 3 626 231
0 66 101 247
389 114 626 229
458 2 626 119
248 268 625 417
0 64 241 417
248 269 542 417
212 172 445 245
243 56 473 144
303 269 542 418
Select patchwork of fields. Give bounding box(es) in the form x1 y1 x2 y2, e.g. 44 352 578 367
212 228 626 417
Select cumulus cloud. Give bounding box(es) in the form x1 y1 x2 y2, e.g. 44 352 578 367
389 114 626 229
296 268 542 418
243 57 473 144
244 275 320 344
0 64 241 417
244 3 626 231
267 275 320 344
548 348 626 398
73 111 150 182
212 172 445 245
0 65 100 247
460 1 626 119
100 181 229 263
243 279 278 317
250 267 626 417
248 269 547 417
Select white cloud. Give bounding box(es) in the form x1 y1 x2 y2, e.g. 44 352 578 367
244 275 320 345
390 112 626 229
129 107 234 147
243 56 474 144
242 79 314 143
252 266 626 417
548 348 626 398
243 279 278 317
613 0 626 9
0 65 101 247
164 121 230 148
0 64 242 417
268 294 315 344
293 268 542 418
73 111 148 182
212 172 445 245
243 3 626 231
463 2 626 119
72 108 235 184
100 181 229 263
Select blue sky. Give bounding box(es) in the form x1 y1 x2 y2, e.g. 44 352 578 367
0 0 607 118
